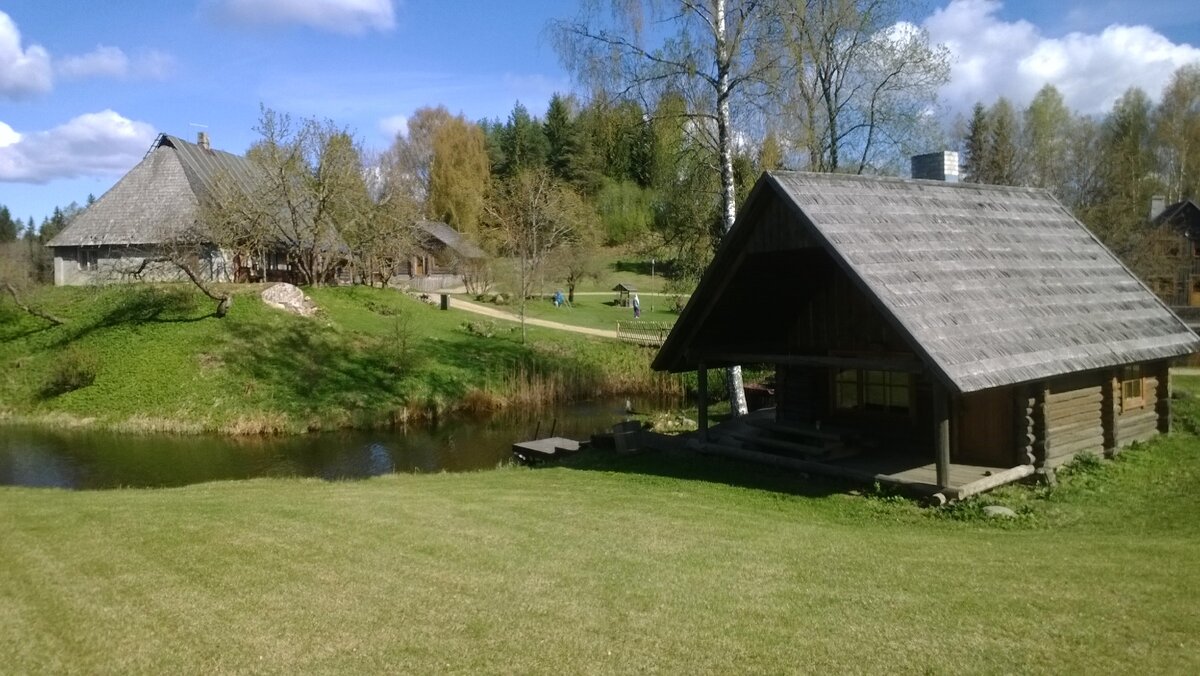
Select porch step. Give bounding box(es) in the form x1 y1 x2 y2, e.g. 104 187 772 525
745 418 844 444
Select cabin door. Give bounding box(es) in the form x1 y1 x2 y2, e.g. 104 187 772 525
955 388 1013 467
1190 279 1200 306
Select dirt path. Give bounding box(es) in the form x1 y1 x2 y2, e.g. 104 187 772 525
449 297 620 340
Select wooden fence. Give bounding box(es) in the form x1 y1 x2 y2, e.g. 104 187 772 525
616 321 671 347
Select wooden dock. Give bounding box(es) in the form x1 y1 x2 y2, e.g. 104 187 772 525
512 437 583 465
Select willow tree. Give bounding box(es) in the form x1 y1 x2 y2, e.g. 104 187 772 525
552 0 783 416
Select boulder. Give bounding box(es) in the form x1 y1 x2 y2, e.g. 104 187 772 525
983 505 1018 519
261 283 319 317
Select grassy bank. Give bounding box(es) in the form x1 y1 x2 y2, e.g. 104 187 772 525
0 284 681 434
2 398 1199 672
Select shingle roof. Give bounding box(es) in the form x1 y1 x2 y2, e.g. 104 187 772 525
654 171 1200 393
415 221 486 259
48 134 257 247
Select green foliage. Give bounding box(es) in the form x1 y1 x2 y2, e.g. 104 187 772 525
42 347 99 398
0 206 18 243
0 284 674 433
595 179 654 245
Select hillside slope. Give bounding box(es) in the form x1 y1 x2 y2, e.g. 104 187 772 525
0 284 675 433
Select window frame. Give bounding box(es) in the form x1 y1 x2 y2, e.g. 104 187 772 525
1121 365 1145 412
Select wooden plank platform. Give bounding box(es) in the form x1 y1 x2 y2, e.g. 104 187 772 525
512 437 582 464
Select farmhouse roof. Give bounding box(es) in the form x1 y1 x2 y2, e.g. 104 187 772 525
653 171 1200 393
48 134 258 248
415 221 486 259
1151 199 1200 230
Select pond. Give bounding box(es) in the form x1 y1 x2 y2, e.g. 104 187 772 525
0 397 668 490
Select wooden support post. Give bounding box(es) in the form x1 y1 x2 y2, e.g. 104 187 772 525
697 362 709 442
1101 370 1118 452
933 382 951 489
1157 360 1172 434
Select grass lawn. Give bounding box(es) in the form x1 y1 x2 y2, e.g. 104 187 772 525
1 380 1198 672
0 284 677 433
516 294 680 332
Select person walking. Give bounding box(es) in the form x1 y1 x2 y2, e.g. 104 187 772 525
632 293 641 319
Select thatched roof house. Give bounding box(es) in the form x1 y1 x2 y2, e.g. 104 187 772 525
392 220 487 292
655 171 1199 498
47 133 259 285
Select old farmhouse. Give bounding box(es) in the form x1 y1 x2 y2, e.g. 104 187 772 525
47 133 260 286
653 171 1200 499
48 133 484 289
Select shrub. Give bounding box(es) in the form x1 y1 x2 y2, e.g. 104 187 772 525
42 348 99 397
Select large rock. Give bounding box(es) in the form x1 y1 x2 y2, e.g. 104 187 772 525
261 283 319 317
983 505 1018 519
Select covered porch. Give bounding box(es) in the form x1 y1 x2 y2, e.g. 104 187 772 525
690 406 1034 503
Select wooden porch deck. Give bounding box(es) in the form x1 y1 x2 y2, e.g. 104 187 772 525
694 411 1034 501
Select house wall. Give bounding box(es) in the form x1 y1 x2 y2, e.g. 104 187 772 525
1035 361 1170 469
52 245 225 286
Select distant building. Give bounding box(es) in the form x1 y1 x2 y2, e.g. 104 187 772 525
1148 198 1200 306
396 221 487 291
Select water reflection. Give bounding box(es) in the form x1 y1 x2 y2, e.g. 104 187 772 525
0 396 672 490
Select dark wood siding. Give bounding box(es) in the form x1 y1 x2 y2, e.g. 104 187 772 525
1044 372 1105 467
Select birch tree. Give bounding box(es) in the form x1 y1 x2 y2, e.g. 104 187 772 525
552 0 781 415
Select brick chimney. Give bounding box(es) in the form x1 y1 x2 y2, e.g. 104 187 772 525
197 131 211 151
911 151 960 183
1150 195 1166 220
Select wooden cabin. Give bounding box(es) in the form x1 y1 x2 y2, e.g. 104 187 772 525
1149 199 1200 306
653 172 1200 497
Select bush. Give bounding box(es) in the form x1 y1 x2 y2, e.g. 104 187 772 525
42 348 99 397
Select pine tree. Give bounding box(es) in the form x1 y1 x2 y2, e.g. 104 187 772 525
499 102 549 178
962 103 990 183
0 206 17 242
985 98 1021 186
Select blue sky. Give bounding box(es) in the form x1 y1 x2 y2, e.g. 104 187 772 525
1 0 1198 226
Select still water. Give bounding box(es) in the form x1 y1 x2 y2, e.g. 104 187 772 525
0 397 654 490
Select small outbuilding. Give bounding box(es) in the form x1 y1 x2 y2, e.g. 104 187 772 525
653 171 1200 497
613 283 637 307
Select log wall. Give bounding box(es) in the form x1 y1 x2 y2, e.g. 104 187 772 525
1115 372 1160 448
1044 373 1105 468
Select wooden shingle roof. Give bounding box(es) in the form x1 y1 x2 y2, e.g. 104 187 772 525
654 171 1200 393
48 134 258 248
415 221 486 259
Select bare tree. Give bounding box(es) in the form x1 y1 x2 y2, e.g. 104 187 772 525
485 168 590 342
218 108 363 286
779 0 949 173
0 242 63 325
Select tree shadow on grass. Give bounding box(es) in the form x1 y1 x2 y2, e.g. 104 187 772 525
554 446 855 499
220 316 410 418
54 286 217 348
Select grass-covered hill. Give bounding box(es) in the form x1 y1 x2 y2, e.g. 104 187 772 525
0 284 678 434
2 380 1199 672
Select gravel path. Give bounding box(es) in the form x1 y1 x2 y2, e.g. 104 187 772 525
449 297 620 340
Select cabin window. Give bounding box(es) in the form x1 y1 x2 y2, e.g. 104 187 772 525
76 248 98 271
834 369 910 412
1121 365 1145 411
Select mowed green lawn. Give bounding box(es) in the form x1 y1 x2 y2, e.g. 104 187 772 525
517 293 681 332
2 381 1199 672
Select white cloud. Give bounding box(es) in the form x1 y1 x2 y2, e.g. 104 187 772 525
924 0 1200 114
378 114 407 138
58 45 129 79
0 11 52 99
211 0 396 35
0 110 157 184
0 120 20 147
57 45 175 80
